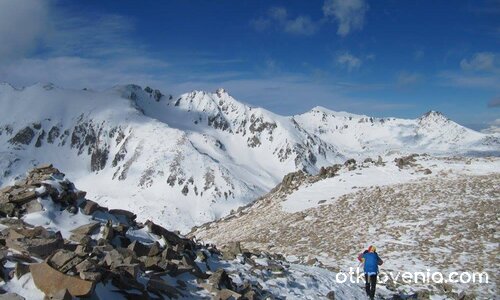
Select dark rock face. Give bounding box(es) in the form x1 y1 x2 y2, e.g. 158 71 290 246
90 147 109 172
8 127 35 145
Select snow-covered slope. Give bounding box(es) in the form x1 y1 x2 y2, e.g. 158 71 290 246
0 82 498 232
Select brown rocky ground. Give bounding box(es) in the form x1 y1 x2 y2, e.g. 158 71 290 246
191 156 500 298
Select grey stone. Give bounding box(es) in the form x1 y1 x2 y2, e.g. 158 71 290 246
13 262 30 279
70 222 100 236
128 240 150 257
148 241 161 257
0 293 25 300
79 200 99 215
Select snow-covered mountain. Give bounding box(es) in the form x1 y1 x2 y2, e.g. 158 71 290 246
0 82 498 232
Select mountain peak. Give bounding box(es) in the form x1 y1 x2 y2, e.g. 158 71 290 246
215 87 228 97
419 110 448 123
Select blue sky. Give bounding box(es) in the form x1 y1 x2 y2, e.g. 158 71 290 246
0 0 499 129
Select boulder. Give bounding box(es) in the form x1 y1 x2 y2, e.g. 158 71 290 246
13 262 30 279
102 221 114 241
222 241 242 260
47 289 72 300
146 278 180 298
79 271 102 282
109 209 137 223
9 190 37 205
6 227 64 259
70 222 100 236
23 199 43 213
30 262 95 297
216 289 242 300
79 200 100 215
48 249 85 274
145 220 189 247
326 290 335 299
0 293 25 300
208 269 234 290
104 249 124 268
0 203 16 217
148 241 161 257
128 240 150 257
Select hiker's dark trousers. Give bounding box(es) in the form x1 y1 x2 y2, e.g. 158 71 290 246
364 273 377 298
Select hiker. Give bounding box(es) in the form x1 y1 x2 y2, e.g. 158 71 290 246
358 245 383 300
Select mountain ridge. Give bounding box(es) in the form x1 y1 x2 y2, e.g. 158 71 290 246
0 82 498 232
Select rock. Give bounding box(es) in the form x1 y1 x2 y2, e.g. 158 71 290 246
79 200 100 215
0 293 25 300
48 250 77 270
148 241 161 257
215 289 242 300
222 241 242 260
79 271 102 282
104 249 124 268
145 220 190 248
326 290 335 299
109 209 137 223
147 277 180 298
6 227 64 259
13 262 30 279
0 203 16 217
115 264 140 278
9 190 37 205
414 289 431 299
208 269 234 290
70 222 100 236
75 259 97 273
128 240 150 257
102 220 114 241
161 247 179 260
30 262 95 297
47 289 72 300
48 249 85 274
24 199 43 213
8 126 35 145
363 158 373 164
423 168 432 175
142 256 162 271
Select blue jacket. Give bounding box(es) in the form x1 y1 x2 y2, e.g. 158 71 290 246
362 252 382 274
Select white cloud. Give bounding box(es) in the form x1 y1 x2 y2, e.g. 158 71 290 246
460 52 499 72
438 71 500 89
284 16 319 35
0 0 50 62
323 0 369 36
0 0 173 91
481 119 500 134
251 7 319 36
336 52 362 71
397 72 421 86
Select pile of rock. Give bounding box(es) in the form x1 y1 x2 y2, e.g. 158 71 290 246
0 165 272 299
394 154 419 169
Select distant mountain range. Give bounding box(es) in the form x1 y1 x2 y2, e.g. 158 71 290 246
0 82 498 232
